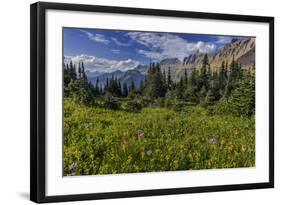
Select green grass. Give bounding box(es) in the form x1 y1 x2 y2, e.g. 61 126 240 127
63 98 255 176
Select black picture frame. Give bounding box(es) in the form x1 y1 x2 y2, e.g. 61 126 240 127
30 1 274 203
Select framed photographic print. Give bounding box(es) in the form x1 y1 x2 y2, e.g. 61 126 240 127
30 1 274 203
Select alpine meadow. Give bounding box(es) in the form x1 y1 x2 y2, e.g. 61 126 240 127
63 28 255 176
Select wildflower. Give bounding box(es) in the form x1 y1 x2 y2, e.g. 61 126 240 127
173 160 179 168
208 137 217 145
127 155 133 162
135 130 145 140
69 161 78 170
146 149 152 156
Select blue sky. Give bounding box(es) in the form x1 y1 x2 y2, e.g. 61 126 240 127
63 27 242 73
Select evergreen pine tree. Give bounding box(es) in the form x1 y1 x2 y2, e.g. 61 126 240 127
144 63 166 100
199 85 207 101
95 78 100 94
105 78 109 92
219 61 227 93
175 77 184 99
163 69 167 91
78 62 82 78
223 57 240 98
204 89 216 106
200 54 209 90
81 62 87 80
117 80 122 97
139 80 144 94
184 69 188 87
129 80 135 98
123 82 128 97
167 67 172 90
227 71 255 116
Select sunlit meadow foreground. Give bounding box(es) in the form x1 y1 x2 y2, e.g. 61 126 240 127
63 99 255 176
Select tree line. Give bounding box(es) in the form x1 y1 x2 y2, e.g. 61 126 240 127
63 54 255 116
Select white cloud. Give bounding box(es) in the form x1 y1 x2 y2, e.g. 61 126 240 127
111 49 121 54
215 36 232 44
111 37 131 46
127 32 217 61
64 55 139 73
137 50 163 60
80 30 110 45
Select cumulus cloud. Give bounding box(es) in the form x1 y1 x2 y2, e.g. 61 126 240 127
127 32 217 61
64 55 139 73
80 30 110 45
111 37 131 46
137 50 163 60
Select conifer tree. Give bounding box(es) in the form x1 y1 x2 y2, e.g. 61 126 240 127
163 69 167 91
219 61 227 92
204 89 216 106
175 77 185 99
199 54 210 97
78 62 82 78
123 82 128 97
68 61 76 81
105 78 109 92
223 57 240 98
63 63 71 85
199 85 207 102
81 62 87 80
95 77 100 94
144 63 166 99
118 80 122 96
227 71 255 116
139 80 144 94
129 80 135 98
184 69 188 87
190 68 197 88
167 67 172 90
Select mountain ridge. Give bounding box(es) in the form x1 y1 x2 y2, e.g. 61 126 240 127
80 37 255 86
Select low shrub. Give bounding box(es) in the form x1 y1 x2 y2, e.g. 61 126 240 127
124 99 142 112
103 96 120 110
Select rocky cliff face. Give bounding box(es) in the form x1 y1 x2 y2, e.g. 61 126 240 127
160 37 255 80
182 38 255 71
211 38 255 71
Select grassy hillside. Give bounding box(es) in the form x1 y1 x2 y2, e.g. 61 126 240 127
63 99 255 176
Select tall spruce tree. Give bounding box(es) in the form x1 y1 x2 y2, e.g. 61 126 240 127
139 80 144 94
95 78 100 94
144 63 166 100
167 67 172 90
219 61 227 93
223 57 240 98
123 82 128 97
227 71 255 116
200 54 209 90
129 80 135 98
78 62 82 78
199 54 210 100
81 62 87 80
175 77 185 99
184 69 188 87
